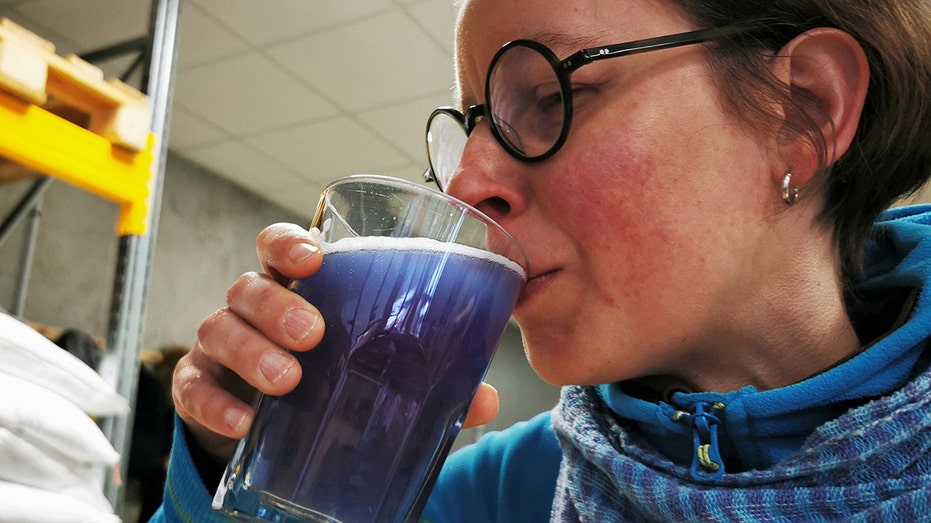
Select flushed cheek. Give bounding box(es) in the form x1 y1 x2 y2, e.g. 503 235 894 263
554 154 713 335
518 119 729 377
553 137 667 255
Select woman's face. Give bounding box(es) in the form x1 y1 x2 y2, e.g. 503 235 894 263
448 0 786 387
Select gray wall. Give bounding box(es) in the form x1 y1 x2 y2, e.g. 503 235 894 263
0 151 560 442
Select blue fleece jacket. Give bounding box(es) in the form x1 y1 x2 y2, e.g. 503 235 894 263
152 205 931 522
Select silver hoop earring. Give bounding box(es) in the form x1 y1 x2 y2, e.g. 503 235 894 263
782 170 799 206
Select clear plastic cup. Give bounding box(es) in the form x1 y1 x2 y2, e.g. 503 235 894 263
214 175 528 523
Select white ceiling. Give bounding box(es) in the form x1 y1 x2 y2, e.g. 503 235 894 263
0 0 459 218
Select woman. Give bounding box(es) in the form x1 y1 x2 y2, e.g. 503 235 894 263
153 0 931 520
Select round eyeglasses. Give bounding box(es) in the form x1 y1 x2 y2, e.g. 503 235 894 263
424 25 755 191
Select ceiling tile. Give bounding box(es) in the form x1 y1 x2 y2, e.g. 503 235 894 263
356 90 454 163
176 2 249 69
181 140 304 195
174 52 339 135
266 10 454 111
406 0 459 55
8 0 148 54
189 0 394 47
246 116 411 185
166 106 228 151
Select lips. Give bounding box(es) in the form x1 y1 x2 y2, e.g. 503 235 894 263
517 268 559 308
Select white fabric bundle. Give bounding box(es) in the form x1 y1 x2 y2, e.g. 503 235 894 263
0 313 129 416
0 313 125 521
0 372 120 466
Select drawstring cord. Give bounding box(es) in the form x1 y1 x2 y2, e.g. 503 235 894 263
672 401 726 481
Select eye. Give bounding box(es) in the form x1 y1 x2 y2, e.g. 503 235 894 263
532 84 564 115
536 90 563 112
566 84 599 112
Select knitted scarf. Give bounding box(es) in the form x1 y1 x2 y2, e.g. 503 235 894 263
550 368 931 522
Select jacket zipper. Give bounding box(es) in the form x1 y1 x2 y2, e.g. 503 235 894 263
671 401 726 481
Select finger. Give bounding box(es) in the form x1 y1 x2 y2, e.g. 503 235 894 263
463 382 499 429
196 306 306 396
172 348 254 457
225 271 325 353
256 223 323 284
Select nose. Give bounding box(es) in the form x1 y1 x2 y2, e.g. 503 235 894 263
444 121 528 226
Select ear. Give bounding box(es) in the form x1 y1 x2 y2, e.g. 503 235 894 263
770 28 870 189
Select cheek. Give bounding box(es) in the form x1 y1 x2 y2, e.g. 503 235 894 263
556 124 675 252
549 119 723 307
550 145 676 291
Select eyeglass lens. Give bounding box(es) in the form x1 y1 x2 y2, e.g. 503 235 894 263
488 43 566 158
427 111 468 190
427 42 567 189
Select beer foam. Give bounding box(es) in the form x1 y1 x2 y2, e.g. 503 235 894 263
321 235 526 280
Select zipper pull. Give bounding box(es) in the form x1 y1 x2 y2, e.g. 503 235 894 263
672 401 726 481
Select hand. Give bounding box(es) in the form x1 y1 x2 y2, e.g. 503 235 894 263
172 223 500 462
172 223 324 460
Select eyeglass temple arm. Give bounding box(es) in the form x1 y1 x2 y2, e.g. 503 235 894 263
561 25 754 73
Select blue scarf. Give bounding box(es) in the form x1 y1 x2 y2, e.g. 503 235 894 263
551 370 931 522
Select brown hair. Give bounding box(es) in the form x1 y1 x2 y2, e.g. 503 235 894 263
672 0 931 283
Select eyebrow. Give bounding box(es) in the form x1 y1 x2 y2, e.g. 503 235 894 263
524 29 614 57
456 29 615 109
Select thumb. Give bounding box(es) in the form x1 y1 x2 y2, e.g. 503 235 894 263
463 382 499 429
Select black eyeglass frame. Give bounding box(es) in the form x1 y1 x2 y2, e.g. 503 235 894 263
424 24 756 190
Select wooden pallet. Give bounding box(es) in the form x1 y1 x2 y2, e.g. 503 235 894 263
0 17 155 235
0 17 151 152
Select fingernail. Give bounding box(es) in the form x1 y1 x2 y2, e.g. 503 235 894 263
225 405 250 432
259 351 296 384
289 242 318 264
283 308 317 342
